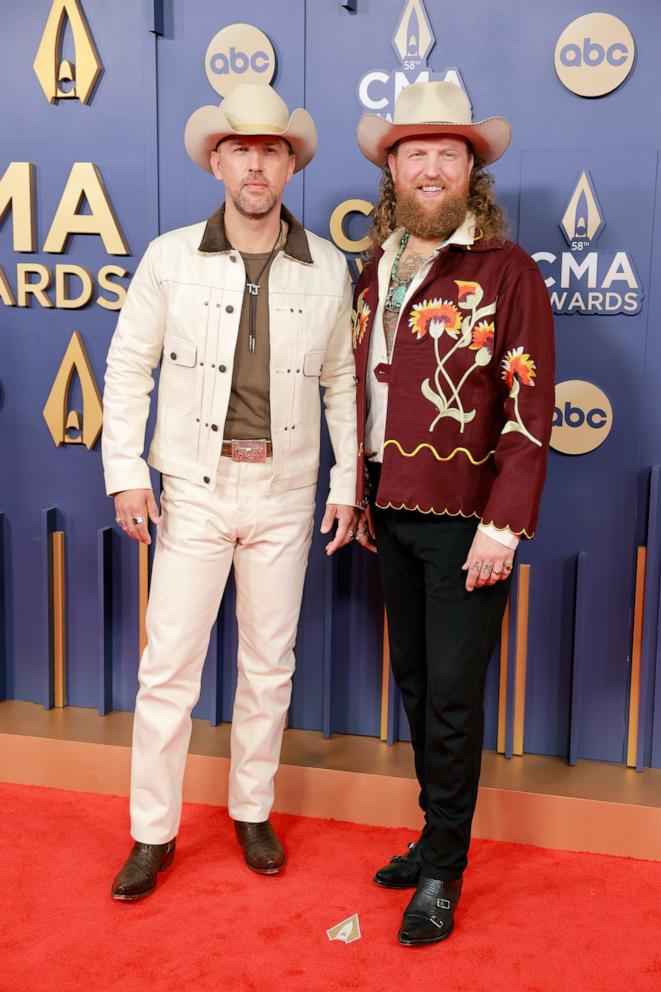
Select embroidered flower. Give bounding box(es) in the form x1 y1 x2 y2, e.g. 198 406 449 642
469 320 494 354
408 299 462 341
455 280 484 308
352 289 370 349
501 347 536 390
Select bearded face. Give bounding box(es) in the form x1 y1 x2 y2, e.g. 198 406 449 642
388 135 473 240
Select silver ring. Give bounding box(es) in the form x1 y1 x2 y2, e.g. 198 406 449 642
132 515 145 525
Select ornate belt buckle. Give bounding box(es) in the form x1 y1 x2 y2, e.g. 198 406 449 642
231 439 267 462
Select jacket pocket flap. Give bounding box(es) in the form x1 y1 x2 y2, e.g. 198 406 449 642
165 337 197 368
303 350 324 376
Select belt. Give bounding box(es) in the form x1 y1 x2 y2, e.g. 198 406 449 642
221 439 272 462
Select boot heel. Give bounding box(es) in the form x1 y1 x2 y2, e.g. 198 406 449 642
159 848 175 872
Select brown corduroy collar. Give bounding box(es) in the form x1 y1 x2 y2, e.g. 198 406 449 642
198 203 313 264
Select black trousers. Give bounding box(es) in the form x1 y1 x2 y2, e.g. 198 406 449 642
369 466 510 881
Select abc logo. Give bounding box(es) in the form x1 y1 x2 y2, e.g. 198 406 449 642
555 13 635 98
550 381 613 455
205 23 275 98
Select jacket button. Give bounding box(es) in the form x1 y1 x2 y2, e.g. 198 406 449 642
203 476 210 484
219 365 227 373
170 352 177 360
211 424 218 432
226 304 234 313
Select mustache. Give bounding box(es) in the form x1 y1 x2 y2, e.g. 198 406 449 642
242 172 269 186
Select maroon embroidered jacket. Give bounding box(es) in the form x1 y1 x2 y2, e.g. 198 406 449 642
353 237 556 539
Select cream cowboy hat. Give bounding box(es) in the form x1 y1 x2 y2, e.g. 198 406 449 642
184 83 317 174
356 81 511 167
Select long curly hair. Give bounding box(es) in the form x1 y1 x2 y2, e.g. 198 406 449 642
368 150 509 250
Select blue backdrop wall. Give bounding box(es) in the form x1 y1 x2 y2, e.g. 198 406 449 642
1 0 660 768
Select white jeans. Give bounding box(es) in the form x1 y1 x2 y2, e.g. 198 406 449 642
130 457 316 843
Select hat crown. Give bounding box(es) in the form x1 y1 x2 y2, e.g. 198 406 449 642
393 81 472 127
220 83 290 132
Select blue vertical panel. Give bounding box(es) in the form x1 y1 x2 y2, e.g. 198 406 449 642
652 589 661 769
0 514 7 702
569 552 588 766
206 625 223 727
0 1 161 710
96 526 113 715
219 575 239 724
504 570 520 759
40 508 58 709
321 551 335 739
637 468 661 769
482 643 502 751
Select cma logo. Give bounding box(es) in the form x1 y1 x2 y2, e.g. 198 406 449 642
205 23 275 98
33 0 102 104
532 171 643 316
558 37 630 68
43 332 103 449
357 0 470 118
550 381 612 456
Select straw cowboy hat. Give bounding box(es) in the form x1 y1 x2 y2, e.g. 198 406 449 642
356 81 511 167
184 83 317 174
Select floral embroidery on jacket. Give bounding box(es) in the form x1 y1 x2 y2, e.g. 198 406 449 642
418 279 496 433
500 347 542 447
408 300 462 340
352 288 370 349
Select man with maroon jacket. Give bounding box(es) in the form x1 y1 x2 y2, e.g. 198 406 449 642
353 81 555 945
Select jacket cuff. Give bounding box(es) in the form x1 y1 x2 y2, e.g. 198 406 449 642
478 522 520 550
327 485 359 508
104 462 152 498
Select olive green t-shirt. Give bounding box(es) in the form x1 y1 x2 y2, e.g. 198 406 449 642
223 251 274 441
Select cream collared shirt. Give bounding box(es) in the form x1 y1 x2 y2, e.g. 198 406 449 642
365 214 518 551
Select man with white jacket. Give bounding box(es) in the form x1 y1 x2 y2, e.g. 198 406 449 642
103 84 357 900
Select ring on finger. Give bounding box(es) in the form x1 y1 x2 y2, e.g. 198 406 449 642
504 562 514 572
132 515 145 525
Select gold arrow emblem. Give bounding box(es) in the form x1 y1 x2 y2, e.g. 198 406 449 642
33 0 102 104
43 331 103 449
326 913 361 944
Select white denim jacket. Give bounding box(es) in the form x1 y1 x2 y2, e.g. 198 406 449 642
102 206 357 505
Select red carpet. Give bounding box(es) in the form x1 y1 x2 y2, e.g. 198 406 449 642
1 783 660 992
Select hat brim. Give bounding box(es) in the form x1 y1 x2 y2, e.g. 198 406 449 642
356 115 511 167
184 105 317 174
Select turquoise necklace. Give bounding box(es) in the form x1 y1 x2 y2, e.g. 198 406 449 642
384 231 411 313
